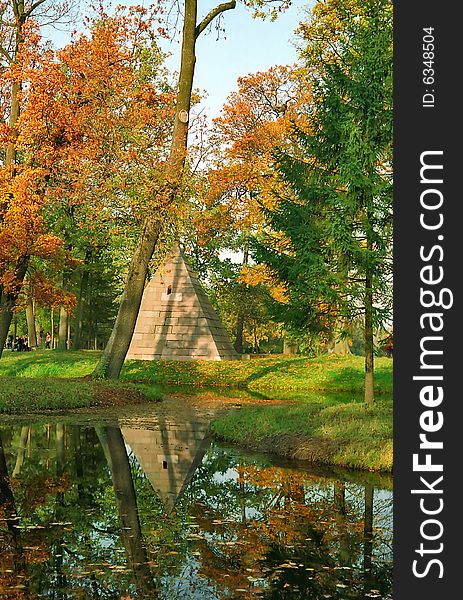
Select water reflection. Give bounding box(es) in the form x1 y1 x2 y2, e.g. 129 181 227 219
0 421 392 599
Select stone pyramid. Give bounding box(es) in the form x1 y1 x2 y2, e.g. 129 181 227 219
127 244 239 361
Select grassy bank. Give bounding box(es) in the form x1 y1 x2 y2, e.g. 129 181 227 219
124 353 393 394
0 350 393 394
0 350 392 471
0 376 162 414
211 400 392 472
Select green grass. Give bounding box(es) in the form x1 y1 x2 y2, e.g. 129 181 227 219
122 353 393 394
0 350 392 471
0 349 100 378
0 374 163 414
0 349 392 393
211 399 393 472
0 377 95 412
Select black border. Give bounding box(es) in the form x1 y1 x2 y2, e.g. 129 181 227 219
394 1 459 596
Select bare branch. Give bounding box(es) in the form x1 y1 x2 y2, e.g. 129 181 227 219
0 44 12 62
195 0 236 39
26 0 48 19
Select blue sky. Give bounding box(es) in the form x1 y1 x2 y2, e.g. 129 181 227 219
44 0 312 119
171 0 311 117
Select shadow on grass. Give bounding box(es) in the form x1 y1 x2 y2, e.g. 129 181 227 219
240 357 308 385
0 350 100 378
161 383 365 406
242 356 392 395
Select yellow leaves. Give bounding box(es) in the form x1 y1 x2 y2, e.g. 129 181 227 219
0 268 20 295
31 233 63 259
299 0 392 68
25 272 76 311
240 264 288 304
0 4 175 312
201 64 312 242
0 165 64 297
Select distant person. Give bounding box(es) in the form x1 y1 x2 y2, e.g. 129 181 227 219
45 332 51 349
7 334 13 350
385 336 393 358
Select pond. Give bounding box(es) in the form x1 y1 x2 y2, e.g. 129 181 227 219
0 413 392 599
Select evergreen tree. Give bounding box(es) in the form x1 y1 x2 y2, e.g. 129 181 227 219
256 0 392 403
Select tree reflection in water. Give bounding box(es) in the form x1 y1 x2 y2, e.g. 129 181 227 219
0 422 392 599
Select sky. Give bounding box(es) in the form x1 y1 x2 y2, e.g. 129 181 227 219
44 0 312 119
167 0 311 118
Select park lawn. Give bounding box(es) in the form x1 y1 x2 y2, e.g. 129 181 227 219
0 350 393 394
0 374 162 414
122 353 393 393
0 350 392 471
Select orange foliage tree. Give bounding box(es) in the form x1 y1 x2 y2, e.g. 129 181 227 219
183 65 307 351
0 5 174 355
0 21 66 355
21 5 174 349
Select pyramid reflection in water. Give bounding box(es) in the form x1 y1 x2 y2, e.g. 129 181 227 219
122 420 211 513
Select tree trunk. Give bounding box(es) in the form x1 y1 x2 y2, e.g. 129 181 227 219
0 433 15 508
235 315 244 354
12 426 30 478
97 427 156 597
26 301 37 348
92 0 237 380
363 483 374 582
50 307 55 349
333 481 346 515
58 306 67 349
56 424 65 471
67 317 71 349
234 240 249 354
364 268 375 404
92 219 163 378
73 253 91 350
58 272 70 350
0 257 29 358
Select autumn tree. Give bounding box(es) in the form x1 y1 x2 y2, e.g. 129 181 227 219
92 0 292 379
26 6 174 350
188 65 301 352
0 0 76 355
206 65 303 239
256 0 393 403
1 5 175 354
0 30 67 357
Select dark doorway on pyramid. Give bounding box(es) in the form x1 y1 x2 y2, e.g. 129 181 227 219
127 245 239 361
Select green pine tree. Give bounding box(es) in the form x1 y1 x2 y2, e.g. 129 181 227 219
256 0 392 403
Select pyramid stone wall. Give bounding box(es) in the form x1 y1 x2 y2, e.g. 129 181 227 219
127 245 239 361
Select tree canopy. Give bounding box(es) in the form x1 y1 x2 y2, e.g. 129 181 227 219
0 0 393 401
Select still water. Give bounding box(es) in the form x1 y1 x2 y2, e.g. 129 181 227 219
0 417 392 599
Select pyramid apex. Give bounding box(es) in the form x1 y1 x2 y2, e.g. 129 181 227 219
127 244 240 361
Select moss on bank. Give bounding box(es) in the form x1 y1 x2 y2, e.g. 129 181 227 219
211 400 393 472
0 377 162 414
